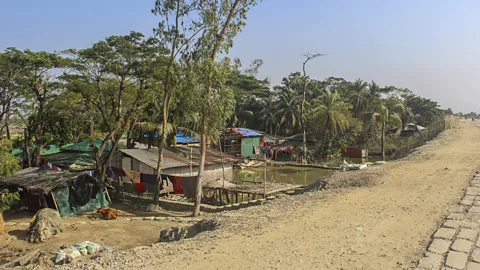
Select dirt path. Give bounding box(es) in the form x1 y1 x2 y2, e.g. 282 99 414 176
65 121 480 270
153 121 480 270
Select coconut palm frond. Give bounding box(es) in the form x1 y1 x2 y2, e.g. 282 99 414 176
176 126 199 138
388 113 402 127
391 103 406 113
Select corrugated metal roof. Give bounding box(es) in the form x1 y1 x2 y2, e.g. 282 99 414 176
61 139 113 152
235 128 263 137
120 148 184 169
120 146 239 170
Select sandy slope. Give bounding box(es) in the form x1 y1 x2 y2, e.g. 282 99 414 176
64 121 480 270
149 121 480 270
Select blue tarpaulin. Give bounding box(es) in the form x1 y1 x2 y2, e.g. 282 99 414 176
235 128 262 137
176 131 200 144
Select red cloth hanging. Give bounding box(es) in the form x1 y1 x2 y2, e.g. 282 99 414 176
260 136 265 146
135 182 146 193
171 176 184 194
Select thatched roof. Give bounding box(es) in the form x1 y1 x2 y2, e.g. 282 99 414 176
0 172 96 195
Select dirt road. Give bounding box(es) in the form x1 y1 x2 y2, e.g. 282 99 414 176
68 121 480 270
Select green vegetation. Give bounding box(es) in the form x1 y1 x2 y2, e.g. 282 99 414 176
0 139 20 235
0 0 450 216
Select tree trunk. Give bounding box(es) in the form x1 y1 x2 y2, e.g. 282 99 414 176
381 120 386 161
301 81 307 164
153 0 181 205
92 130 115 182
101 132 124 179
0 212 5 236
24 128 31 168
89 116 95 137
153 101 169 205
32 96 46 167
319 115 331 159
33 124 42 167
193 0 242 217
193 125 207 216
94 152 104 181
302 127 307 164
5 101 11 140
126 116 138 149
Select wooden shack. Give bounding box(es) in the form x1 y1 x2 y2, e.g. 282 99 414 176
0 169 109 218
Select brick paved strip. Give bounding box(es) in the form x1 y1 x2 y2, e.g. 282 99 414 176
472 248 480 263
428 239 451 254
451 239 473 253
458 229 478 241
467 261 480 270
446 251 468 269
417 252 444 270
444 220 462 229
434 228 457 240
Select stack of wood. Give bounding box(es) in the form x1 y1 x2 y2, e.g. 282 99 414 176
0 249 53 269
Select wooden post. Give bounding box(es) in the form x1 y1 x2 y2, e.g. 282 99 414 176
50 191 60 213
190 146 193 176
218 137 226 188
104 187 113 205
264 153 267 197
235 192 239 204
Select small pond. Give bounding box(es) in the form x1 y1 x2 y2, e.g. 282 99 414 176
233 156 389 186
233 166 333 186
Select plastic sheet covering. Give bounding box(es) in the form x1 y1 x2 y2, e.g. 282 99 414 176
69 176 100 208
53 187 108 218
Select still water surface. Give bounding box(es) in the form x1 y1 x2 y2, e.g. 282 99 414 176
233 156 388 186
233 166 333 186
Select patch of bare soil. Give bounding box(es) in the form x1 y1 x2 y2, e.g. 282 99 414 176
50 121 480 269
0 202 196 268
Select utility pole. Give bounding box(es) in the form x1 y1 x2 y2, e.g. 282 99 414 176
301 53 325 164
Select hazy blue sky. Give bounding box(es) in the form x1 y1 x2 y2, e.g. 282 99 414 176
1 0 479 112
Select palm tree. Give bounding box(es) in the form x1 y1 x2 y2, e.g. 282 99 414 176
368 81 381 101
277 84 300 135
365 99 404 160
312 92 352 158
258 96 277 134
348 79 369 115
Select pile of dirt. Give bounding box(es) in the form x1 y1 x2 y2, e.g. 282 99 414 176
305 167 382 192
158 218 219 242
28 208 63 243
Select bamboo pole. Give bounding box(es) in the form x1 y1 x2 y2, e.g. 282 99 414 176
104 187 112 205
50 191 60 213
264 153 267 197
218 137 226 188
190 146 193 176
